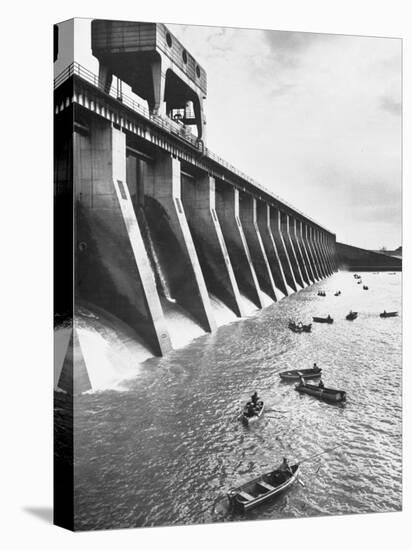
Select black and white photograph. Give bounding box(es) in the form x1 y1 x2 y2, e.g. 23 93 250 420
53 15 402 533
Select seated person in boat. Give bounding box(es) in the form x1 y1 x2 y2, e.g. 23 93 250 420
251 391 259 406
313 362 320 371
327 314 331 320
280 457 292 474
318 380 324 389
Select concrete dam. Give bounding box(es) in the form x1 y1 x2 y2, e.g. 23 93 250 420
54 20 339 394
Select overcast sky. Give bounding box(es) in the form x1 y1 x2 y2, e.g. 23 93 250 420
168 24 401 250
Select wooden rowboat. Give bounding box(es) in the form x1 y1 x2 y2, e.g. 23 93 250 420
279 368 322 381
295 382 346 403
241 400 264 425
346 311 358 320
380 311 398 318
228 463 299 512
313 316 333 324
288 321 312 333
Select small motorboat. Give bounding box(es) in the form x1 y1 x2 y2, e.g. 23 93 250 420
334 291 341 296
227 462 300 512
313 315 333 324
288 321 312 333
317 291 326 297
363 285 369 290
295 381 346 403
240 400 264 425
380 311 398 318
279 367 322 381
346 311 358 320
354 274 361 279
357 280 362 284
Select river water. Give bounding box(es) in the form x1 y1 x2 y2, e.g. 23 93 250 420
59 270 402 530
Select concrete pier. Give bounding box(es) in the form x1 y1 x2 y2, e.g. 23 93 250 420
181 173 245 317
291 217 311 285
271 207 297 292
309 226 326 279
144 152 217 332
316 228 331 276
256 201 289 296
281 213 306 288
75 119 172 357
239 193 278 301
303 222 320 281
215 183 264 308
298 220 317 283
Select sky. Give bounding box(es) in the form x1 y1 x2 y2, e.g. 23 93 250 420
63 19 402 251
168 24 402 250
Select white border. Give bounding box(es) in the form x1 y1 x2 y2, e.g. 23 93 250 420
1 1 409 549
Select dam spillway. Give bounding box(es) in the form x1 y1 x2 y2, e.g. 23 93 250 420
54 20 338 394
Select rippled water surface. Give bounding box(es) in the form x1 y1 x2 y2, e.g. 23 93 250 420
65 271 402 530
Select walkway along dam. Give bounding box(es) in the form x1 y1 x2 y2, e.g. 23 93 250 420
54 20 341 394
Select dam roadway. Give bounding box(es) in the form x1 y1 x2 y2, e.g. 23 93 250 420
54 22 338 394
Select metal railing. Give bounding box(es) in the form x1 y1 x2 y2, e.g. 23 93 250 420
54 62 332 233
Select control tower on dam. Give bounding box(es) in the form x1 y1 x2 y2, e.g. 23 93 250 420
54 19 338 394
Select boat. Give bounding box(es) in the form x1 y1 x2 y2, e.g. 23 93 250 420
354 274 361 279
317 291 326 297
380 311 398 318
363 285 369 290
288 321 312 333
313 315 333 324
279 367 322 381
240 400 264 425
227 462 300 512
357 280 362 284
346 311 358 320
334 291 341 296
295 381 346 403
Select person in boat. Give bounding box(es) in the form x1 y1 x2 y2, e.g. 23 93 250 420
251 391 259 406
327 314 331 320
318 380 324 389
246 401 256 417
280 457 292 474
313 362 319 371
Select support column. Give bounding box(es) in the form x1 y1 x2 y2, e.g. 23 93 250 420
323 233 334 273
271 207 297 292
304 223 320 281
310 226 326 279
145 152 216 332
281 212 306 288
291 217 311 285
239 193 278 302
315 229 331 276
181 174 245 317
298 220 316 283
150 59 167 116
256 202 289 297
75 119 172 363
215 185 264 308
321 232 333 275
